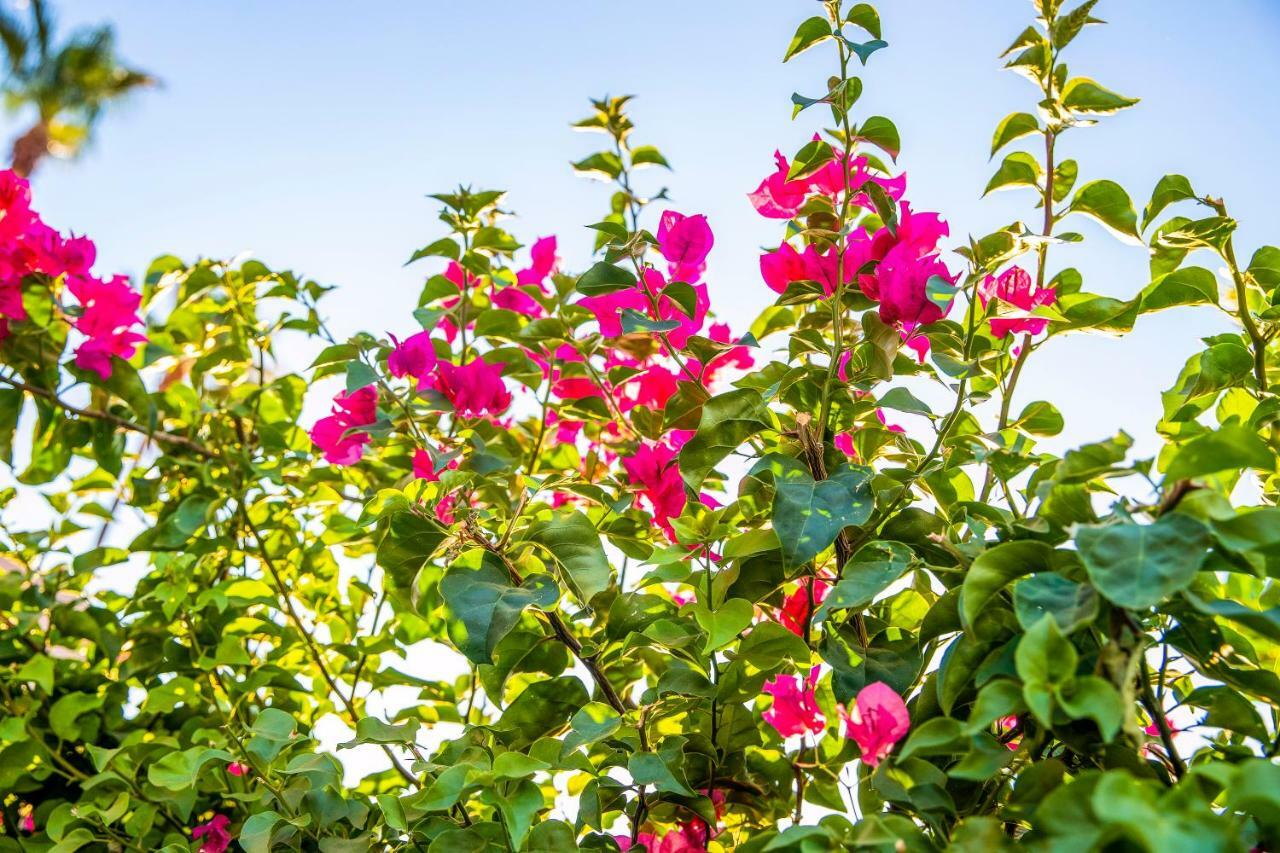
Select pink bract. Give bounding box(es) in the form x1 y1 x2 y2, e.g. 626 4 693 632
978 265 1056 338
762 667 825 738
192 814 232 853
310 385 378 466
428 358 512 418
748 150 809 219
843 681 910 767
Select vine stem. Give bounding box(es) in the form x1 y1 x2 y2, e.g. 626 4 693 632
0 373 215 457
240 509 425 789
468 526 630 716
1210 199 1268 393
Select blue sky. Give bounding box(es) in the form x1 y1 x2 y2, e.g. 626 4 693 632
26 0 1280 456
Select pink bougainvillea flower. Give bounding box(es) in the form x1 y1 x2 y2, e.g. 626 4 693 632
996 715 1021 751
553 375 606 402
779 578 831 637
804 140 907 205
865 240 955 361
763 667 825 738
0 170 34 240
192 814 232 853
748 150 809 219
17 804 34 833
621 442 687 537
429 358 512 418
622 364 680 412
492 283 544 316
833 432 857 458
977 265 1056 338
578 286 649 338
435 491 459 525
761 239 874 298
546 411 584 445
843 681 910 767
693 322 755 386
387 330 438 386
226 761 251 777
515 235 558 289
656 210 714 282
760 241 807 295
310 385 378 466
412 446 458 481
643 268 710 347
876 409 905 434
66 274 147 380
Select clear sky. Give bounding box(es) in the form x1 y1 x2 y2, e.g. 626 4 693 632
26 0 1280 458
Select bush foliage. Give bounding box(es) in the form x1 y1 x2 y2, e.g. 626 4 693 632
1 1 1278 850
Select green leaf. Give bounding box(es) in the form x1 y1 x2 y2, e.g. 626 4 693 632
1143 174 1198 231
878 386 933 417
783 16 833 62
693 598 754 654
786 138 836 181
961 540 1055 629
440 556 558 663
628 751 695 797
845 3 882 38
346 359 378 393
1013 573 1098 634
16 654 54 693
630 144 670 169
377 511 447 591
754 455 874 569
1014 401 1064 436
1060 77 1139 115
855 116 901 160
1165 423 1275 481
49 691 105 740
561 702 622 757
1076 514 1210 610
983 152 1041 196
405 237 460 266
679 388 772 491
576 261 636 296
898 717 967 759
1139 266 1219 313
498 676 589 750
1068 180 1141 243
620 308 681 334
813 541 912 621
990 112 1040 157
147 746 234 790
845 38 888 65
571 151 624 180
240 811 284 853
1051 0 1102 48
1247 245 1280 290
523 510 612 604
338 717 421 748
1015 616 1076 725
1057 676 1123 740
484 779 544 849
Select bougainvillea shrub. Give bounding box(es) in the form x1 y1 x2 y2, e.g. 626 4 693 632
2 1 1279 850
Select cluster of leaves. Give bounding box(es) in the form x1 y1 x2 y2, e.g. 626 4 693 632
0 0 1278 851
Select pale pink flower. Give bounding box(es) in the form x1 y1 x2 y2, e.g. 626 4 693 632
843 681 910 767
748 151 808 219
